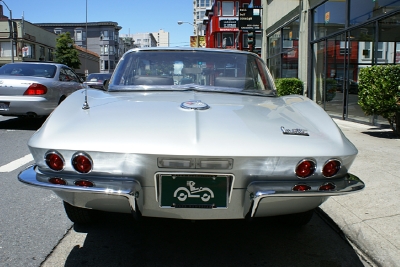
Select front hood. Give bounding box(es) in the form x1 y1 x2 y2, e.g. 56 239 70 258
29 89 356 157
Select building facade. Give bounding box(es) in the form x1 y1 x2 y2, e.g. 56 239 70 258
35 22 121 74
262 0 400 126
0 17 56 66
120 33 157 48
203 0 262 53
152 29 170 47
194 0 213 37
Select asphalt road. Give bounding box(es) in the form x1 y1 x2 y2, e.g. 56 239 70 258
0 116 371 267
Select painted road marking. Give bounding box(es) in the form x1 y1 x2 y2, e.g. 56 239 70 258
0 154 33 173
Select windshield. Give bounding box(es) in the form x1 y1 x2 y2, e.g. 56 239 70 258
109 50 276 96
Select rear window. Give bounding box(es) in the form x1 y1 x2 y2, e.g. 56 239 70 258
0 63 57 78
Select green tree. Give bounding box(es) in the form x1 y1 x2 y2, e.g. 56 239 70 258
54 32 81 69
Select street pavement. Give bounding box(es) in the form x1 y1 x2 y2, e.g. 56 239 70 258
321 118 400 267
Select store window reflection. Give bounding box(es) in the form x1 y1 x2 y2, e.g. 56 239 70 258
350 0 400 26
267 19 299 80
313 1 346 40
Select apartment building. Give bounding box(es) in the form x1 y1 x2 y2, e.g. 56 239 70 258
151 29 169 47
35 22 121 74
194 0 213 36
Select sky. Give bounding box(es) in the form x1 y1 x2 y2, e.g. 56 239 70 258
2 0 195 47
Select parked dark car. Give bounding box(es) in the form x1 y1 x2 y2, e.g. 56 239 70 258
83 73 112 90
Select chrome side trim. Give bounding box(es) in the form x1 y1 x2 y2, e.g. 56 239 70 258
243 174 365 218
18 165 143 218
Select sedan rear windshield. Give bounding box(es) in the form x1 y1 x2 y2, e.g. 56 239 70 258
109 50 275 95
0 63 57 78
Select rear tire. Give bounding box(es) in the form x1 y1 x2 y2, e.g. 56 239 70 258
276 209 315 226
63 201 95 224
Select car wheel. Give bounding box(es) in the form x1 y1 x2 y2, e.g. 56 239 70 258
63 201 95 224
276 209 315 226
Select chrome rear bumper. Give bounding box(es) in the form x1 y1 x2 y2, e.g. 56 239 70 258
18 165 365 220
243 174 365 218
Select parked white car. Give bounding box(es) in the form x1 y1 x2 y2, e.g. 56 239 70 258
18 47 365 226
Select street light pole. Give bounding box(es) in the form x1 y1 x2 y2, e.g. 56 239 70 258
0 0 14 62
177 21 199 48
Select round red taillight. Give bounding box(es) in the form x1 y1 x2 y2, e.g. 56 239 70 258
49 177 67 185
293 184 311 191
319 183 336 191
72 153 93 173
45 152 65 171
74 180 94 187
323 160 341 177
295 159 316 178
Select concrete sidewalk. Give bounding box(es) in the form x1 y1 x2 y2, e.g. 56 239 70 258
321 119 400 267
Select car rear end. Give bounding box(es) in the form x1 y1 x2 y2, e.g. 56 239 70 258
0 76 57 117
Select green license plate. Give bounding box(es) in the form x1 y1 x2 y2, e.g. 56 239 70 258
160 174 228 208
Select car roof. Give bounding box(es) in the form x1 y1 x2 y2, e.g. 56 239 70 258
3 62 68 68
126 47 257 56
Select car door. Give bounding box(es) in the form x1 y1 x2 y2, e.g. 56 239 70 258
59 67 85 96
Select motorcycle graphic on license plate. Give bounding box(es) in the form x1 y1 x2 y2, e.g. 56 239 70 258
174 181 214 202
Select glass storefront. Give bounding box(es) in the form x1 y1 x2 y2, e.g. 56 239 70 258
267 19 299 80
311 0 400 126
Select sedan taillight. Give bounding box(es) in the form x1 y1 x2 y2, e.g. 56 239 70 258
23 83 48 95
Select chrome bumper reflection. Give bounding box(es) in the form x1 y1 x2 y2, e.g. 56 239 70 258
18 165 143 218
244 174 365 218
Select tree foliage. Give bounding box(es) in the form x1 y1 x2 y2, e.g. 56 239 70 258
358 65 400 133
54 32 81 69
275 78 304 96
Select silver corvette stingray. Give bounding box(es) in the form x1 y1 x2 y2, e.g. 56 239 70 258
18 48 365 225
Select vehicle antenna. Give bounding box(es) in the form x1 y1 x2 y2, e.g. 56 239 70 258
82 88 90 110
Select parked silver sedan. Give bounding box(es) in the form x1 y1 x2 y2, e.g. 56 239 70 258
0 62 85 118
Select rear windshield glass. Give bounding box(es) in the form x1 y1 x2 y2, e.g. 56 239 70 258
109 50 275 94
0 63 57 78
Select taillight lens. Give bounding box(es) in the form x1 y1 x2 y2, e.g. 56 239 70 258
74 180 94 187
23 83 48 95
295 159 316 178
72 153 93 173
323 159 341 177
49 177 67 185
293 184 311 191
319 183 336 191
45 151 65 171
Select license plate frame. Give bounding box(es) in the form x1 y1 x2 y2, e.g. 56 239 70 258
159 174 229 209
